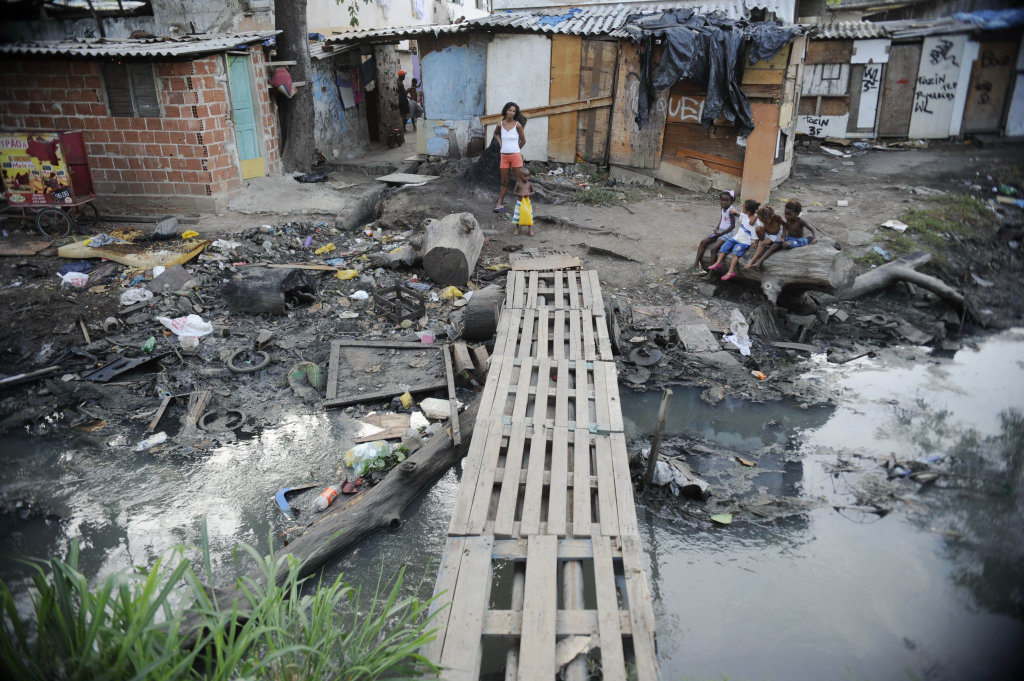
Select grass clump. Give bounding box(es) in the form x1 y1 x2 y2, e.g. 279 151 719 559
0 520 440 681
863 194 992 266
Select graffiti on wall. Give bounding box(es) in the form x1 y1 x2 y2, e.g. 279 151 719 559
795 114 849 137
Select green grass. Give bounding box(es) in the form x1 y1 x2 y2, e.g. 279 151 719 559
0 519 440 681
858 194 992 266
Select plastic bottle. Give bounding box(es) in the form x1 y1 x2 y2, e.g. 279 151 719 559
312 485 340 512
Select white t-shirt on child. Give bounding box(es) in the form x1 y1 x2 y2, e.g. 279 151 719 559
734 213 759 246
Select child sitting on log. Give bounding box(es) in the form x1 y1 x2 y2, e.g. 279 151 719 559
692 189 739 274
747 199 817 269
745 205 786 271
707 198 760 281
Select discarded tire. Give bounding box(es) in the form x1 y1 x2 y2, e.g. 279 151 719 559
227 349 270 373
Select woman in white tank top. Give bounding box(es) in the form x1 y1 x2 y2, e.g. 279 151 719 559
492 101 526 212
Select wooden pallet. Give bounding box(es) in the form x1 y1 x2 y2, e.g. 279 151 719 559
504 270 605 314
473 356 623 435
448 420 637 538
493 307 613 362
423 535 658 681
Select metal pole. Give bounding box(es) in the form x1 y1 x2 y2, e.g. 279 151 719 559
642 388 673 488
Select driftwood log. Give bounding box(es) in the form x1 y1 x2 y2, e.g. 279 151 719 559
702 244 856 304
841 250 976 322
463 285 503 341
181 399 478 646
419 212 484 286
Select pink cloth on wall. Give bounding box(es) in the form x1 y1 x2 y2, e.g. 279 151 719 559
270 67 294 98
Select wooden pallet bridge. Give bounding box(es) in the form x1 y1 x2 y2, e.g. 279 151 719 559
424 270 659 680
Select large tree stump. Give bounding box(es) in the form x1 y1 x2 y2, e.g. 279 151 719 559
419 212 485 286
463 285 503 341
703 244 856 304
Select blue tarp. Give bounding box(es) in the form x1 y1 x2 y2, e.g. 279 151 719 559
953 9 1024 31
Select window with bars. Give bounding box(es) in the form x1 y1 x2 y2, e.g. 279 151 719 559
102 63 160 117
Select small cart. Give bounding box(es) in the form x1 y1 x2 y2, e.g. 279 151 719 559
0 130 99 238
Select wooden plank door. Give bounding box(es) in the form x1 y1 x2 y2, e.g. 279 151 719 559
877 42 922 137
228 55 265 179
548 35 582 163
577 39 618 164
963 41 1018 133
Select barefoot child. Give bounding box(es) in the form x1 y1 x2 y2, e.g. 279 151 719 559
745 205 786 270
780 199 816 249
692 190 739 274
512 168 534 236
707 199 759 281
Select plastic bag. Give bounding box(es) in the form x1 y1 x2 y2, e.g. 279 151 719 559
518 196 533 226
155 314 214 338
120 288 154 306
344 440 391 477
439 286 463 300
59 271 89 288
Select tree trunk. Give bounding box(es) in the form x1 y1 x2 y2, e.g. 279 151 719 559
181 399 479 648
463 286 503 341
703 245 856 304
274 0 315 173
419 212 485 286
841 250 977 322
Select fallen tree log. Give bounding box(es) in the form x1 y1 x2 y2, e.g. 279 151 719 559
701 244 856 304
840 250 976 322
419 212 484 286
181 398 479 646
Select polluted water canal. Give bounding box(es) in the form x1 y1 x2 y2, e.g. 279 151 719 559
1 330 1023 681
622 327 1024 681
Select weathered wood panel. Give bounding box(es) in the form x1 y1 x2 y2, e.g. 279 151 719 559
662 121 745 162
740 101 779 203
878 42 922 136
548 35 582 163
909 35 967 139
963 41 1017 133
577 39 617 163
802 63 850 96
805 39 853 64
609 41 666 169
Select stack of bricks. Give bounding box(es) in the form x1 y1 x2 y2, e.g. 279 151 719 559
0 47 280 213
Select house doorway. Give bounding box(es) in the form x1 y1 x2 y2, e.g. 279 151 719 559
228 55 265 179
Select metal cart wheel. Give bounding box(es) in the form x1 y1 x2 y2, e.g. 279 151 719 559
72 203 99 230
36 207 73 238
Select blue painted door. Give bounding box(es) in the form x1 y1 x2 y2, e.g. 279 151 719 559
228 55 264 178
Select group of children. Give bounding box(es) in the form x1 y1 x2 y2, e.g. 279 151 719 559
692 189 816 280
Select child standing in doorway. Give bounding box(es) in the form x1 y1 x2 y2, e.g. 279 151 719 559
513 168 534 236
692 189 738 274
708 198 760 281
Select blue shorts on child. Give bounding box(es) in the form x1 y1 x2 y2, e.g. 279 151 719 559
719 238 750 257
786 236 809 247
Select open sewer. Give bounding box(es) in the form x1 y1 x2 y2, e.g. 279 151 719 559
1 329 1023 680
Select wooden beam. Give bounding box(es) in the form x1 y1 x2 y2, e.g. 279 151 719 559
480 97 612 125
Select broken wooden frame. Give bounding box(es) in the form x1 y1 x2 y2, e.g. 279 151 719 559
372 285 426 323
324 339 447 408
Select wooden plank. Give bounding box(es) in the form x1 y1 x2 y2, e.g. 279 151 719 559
375 172 439 184
495 309 521 358
452 341 474 375
519 309 536 359
549 35 583 163
421 536 466 666
494 421 529 538
586 271 604 314
582 310 596 361
963 41 1017 133
326 341 340 400
547 426 569 536
572 428 591 537
603 361 624 433
620 535 659 681
742 68 785 85
609 432 638 536
536 309 549 362
443 345 462 447
438 535 495 681
466 419 507 535
553 270 564 311
567 270 579 310
554 358 569 427
511 254 583 271
805 39 853 64
147 395 174 432
553 309 566 361
574 358 590 428
593 436 618 536
484 609 633 636
323 379 447 408
526 270 539 309
593 359 611 433
449 418 500 535
532 355 551 425
609 41 667 169
511 357 534 422
568 308 582 360
739 100 779 204
595 314 612 361
480 96 613 125
519 422 549 536
591 536 628 681
518 535 558 681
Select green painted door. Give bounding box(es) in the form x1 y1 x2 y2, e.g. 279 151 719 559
228 55 264 178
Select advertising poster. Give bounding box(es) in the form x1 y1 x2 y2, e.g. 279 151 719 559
0 132 74 206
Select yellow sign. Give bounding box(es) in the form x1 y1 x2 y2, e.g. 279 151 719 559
0 132 73 205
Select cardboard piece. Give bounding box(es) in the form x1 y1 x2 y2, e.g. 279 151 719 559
58 237 210 268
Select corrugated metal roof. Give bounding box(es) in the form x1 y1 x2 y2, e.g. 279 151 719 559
811 21 890 39
0 31 279 59
323 2 796 47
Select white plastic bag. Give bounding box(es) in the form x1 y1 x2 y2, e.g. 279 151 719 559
120 288 154 306
723 309 752 356
344 440 391 477
155 314 213 338
135 431 168 451
59 271 88 288
349 290 369 300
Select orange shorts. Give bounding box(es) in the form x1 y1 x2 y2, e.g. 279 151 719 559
500 153 524 169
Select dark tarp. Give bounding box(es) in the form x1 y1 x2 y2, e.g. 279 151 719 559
623 11 802 137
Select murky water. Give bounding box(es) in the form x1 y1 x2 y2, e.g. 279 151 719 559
2 330 1023 680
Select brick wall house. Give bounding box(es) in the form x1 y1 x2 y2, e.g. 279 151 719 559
0 32 281 213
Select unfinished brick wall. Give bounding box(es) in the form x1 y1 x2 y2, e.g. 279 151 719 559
0 46 280 213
